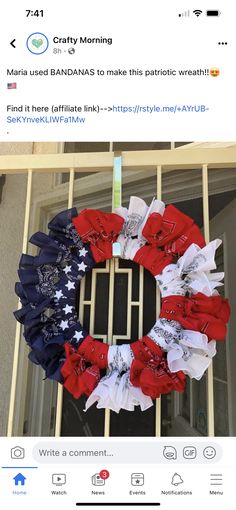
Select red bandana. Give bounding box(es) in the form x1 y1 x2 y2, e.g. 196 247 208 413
61 343 100 399
130 336 186 398
142 205 205 256
73 209 124 262
78 335 109 369
160 293 231 340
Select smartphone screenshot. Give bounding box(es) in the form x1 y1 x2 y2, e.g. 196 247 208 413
0 1 236 508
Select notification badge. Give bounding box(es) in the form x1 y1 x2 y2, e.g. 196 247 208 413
99 469 110 480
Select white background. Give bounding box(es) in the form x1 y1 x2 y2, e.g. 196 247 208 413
0 0 236 140
0 437 235 509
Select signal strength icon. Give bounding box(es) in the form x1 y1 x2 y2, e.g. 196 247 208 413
179 10 190 17
193 9 203 16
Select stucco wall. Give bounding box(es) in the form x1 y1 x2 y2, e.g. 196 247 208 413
0 143 32 435
0 142 58 436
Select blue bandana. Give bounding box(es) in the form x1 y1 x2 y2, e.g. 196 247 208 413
14 208 96 382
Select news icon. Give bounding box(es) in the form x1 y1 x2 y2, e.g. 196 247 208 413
91 473 105 486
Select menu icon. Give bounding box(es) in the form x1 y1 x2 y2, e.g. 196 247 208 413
210 474 223 486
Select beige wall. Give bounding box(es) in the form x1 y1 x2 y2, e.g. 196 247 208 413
0 142 58 436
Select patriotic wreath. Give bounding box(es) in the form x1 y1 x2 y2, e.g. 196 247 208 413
14 197 230 413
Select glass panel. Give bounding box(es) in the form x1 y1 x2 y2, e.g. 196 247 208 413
113 274 128 336
65 142 109 153
213 342 227 382
94 273 109 335
61 393 105 437
0 174 6 201
174 142 192 147
180 379 191 422
212 245 228 382
208 169 236 436
193 377 207 436
214 380 229 436
143 268 157 333
113 142 171 151
110 402 155 436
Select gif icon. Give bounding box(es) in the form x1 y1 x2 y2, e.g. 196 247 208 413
183 446 197 459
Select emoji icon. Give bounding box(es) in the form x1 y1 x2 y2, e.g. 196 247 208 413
203 446 216 459
210 67 220 77
163 446 177 460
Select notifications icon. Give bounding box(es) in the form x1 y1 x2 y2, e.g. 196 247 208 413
171 473 184 486
163 446 177 460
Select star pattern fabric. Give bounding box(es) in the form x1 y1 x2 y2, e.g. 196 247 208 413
14 208 96 381
77 261 87 272
14 200 230 412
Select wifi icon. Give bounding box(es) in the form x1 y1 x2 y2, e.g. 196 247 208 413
193 9 203 16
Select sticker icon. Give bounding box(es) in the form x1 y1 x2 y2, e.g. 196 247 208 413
163 446 177 460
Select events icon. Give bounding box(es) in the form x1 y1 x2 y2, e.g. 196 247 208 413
131 473 144 486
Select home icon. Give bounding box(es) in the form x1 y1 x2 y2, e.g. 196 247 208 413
13 473 26 486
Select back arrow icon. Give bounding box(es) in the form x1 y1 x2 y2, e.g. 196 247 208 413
10 39 16 48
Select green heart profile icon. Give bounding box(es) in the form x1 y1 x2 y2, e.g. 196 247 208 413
32 38 43 49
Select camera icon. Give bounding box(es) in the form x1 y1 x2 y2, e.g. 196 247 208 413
11 446 25 459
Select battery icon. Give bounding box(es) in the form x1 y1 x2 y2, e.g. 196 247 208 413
206 10 221 16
